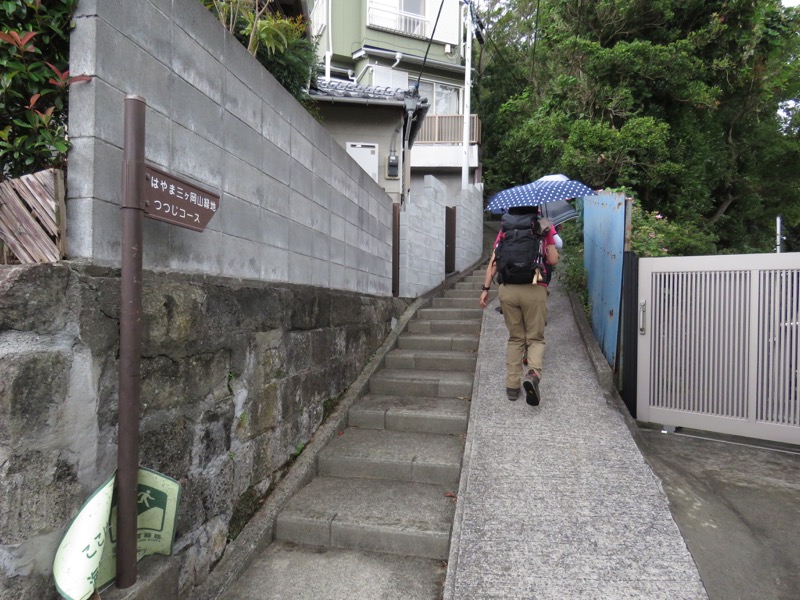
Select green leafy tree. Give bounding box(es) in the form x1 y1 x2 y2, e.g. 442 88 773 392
0 0 88 180
475 0 800 254
253 16 317 110
206 0 287 55
202 0 316 105
474 0 543 195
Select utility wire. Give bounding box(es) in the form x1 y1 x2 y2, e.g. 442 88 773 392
414 0 447 91
412 0 526 97
477 3 528 90
530 0 541 85
484 31 528 89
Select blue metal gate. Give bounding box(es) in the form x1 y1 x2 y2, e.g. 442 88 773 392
583 192 629 368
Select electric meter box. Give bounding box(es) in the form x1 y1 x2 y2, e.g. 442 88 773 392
386 154 400 179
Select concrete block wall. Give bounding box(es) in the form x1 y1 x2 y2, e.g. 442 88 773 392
409 172 485 278
67 0 392 296
454 184 485 271
399 175 447 297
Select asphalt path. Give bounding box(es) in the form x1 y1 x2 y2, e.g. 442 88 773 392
634 426 800 600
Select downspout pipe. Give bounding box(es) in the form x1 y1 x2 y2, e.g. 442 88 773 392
461 3 472 189
403 93 419 203
325 51 332 81
325 0 332 80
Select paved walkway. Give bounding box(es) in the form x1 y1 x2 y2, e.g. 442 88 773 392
443 278 708 599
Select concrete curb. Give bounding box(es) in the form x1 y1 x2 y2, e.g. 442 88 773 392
567 292 614 392
101 557 180 599
442 294 496 600
567 291 640 435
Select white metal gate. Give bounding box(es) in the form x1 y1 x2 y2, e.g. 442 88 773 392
636 253 800 445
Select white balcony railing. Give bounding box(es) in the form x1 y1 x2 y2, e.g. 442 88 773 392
416 114 482 144
367 0 427 38
310 0 327 37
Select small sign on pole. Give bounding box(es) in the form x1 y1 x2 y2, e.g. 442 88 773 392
144 165 220 232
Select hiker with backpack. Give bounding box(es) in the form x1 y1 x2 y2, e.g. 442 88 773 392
479 206 559 406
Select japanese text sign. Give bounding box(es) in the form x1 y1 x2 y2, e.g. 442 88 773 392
144 165 220 232
53 468 181 600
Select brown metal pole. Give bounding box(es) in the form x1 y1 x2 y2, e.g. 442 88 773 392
117 95 146 588
392 203 400 297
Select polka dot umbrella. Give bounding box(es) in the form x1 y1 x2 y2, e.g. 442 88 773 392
486 178 596 214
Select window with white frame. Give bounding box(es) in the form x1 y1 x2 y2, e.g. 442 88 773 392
418 81 460 115
402 0 424 18
372 65 409 89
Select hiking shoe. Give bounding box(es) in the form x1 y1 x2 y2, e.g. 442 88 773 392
523 370 540 406
506 387 520 401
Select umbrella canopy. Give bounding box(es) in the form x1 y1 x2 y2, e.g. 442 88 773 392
536 175 578 225
537 173 569 182
540 198 579 226
486 177 596 214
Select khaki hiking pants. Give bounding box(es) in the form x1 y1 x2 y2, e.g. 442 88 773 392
498 283 548 389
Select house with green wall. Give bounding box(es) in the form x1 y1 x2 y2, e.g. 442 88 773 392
308 0 482 203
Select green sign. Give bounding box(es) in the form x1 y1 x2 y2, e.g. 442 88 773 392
53 468 181 600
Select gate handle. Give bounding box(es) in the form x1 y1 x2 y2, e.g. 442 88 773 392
638 301 646 334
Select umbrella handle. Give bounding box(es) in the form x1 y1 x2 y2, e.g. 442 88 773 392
533 268 542 284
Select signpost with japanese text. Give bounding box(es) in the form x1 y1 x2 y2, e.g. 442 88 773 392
144 165 220 232
114 95 220 590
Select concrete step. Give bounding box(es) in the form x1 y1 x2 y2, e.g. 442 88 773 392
227 541 446 600
444 288 496 299
454 281 489 290
219 258 490 600
416 307 483 320
432 296 486 309
369 368 473 398
349 394 469 434
275 476 456 560
385 348 477 371
318 428 464 484
407 319 481 335
397 332 479 352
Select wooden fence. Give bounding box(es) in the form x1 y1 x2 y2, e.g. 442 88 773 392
0 168 65 264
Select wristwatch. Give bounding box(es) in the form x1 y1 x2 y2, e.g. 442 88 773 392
481 286 490 291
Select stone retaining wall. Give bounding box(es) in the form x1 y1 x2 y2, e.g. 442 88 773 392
0 263 408 598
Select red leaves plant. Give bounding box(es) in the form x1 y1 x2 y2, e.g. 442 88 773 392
46 62 92 87
0 30 37 52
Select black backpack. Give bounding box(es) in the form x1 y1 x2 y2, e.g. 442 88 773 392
495 212 551 285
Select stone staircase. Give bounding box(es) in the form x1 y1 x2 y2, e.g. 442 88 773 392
226 266 494 600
